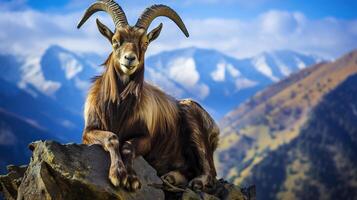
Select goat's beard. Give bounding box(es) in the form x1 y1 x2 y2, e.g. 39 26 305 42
120 64 138 76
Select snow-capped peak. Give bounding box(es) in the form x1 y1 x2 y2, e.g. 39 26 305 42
252 50 323 82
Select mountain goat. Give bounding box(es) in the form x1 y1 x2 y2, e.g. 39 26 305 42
78 0 219 192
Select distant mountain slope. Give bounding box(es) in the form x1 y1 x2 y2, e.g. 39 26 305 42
249 74 357 200
0 108 57 174
0 54 23 84
0 52 87 173
0 47 93 174
0 78 82 142
0 45 320 120
0 78 82 172
251 50 320 81
146 47 271 119
40 45 101 114
217 49 357 196
146 47 320 119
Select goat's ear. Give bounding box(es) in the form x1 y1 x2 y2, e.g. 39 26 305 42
96 19 114 43
147 23 163 43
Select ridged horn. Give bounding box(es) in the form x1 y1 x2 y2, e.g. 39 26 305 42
135 4 189 37
77 0 128 29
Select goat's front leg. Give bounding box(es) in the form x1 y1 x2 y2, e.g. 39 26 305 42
121 136 152 191
83 130 128 187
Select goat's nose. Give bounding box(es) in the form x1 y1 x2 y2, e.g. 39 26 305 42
124 55 136 62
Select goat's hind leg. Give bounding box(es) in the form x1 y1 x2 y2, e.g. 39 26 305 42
180 99 218 192
187 128 217 192
83 130 128 187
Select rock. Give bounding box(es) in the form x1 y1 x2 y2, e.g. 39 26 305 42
178 180 255 200
12 141 163 200
0 165 27 200
0 141 255 200
181 189 219 200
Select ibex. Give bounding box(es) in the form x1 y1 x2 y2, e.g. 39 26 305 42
78 0 219 192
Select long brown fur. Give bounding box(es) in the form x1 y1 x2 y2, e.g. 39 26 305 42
83 51 219 191
79 1 220 193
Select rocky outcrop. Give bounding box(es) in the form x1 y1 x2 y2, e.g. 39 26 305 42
0 141 254 200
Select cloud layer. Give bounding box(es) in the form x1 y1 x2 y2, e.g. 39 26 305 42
0 7 356 59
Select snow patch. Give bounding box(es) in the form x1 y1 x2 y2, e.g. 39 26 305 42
168 57 199 87
294 57 306 69
74 77 90 92
211 62 226 82
145 67 186 98
19 56 61 97
193 83 210 100
235 78 258 91
211 62 241 82
166 57 210 100
271 54 291 76
227 64 240 78
58 52 83 79
252 55 279 81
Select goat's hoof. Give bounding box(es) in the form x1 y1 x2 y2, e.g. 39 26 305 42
109 166 128 187
109 175 120 187
163 174 175 184
161 171 188 187
124 174 141 191
189 174 215 192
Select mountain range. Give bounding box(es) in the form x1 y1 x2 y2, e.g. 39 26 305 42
0 45 320 174
146 47 320 119
217 49 357 199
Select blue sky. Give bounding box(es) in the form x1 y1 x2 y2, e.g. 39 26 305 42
18 0 357 20
0 0 356 59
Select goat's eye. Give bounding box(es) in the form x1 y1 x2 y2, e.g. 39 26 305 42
112 40 120 48
142 41 149 49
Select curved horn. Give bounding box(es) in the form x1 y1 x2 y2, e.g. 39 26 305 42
77 0 128 29
135 4 189 37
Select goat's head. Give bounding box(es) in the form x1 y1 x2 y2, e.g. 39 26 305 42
77 0 189 76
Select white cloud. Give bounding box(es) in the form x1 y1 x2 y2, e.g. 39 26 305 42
0 8 356 61
182 0 273 8
0 9 111 57
152 10 357 59
260 10 304 35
